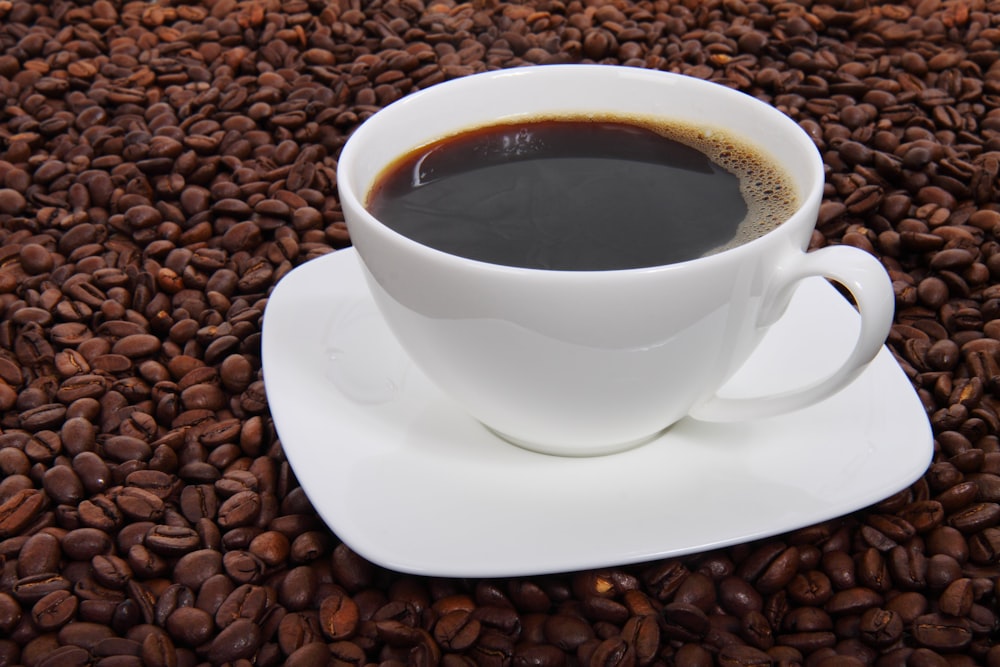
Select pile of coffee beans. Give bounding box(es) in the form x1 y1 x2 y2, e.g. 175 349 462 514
1 0 999 665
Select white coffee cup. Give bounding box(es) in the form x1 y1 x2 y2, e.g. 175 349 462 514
337 65 894 456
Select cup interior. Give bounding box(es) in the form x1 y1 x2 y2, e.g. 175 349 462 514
338 65 825 258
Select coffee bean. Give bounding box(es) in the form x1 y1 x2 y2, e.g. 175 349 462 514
911 613 973 651
58 620 116 649
285 641 335 667
319 586 360 640
662 602 709 638
140 628 177 667
717 644 773 666
173 549 223 591
718 577 762 617
435 609 481 651
144 525 200 556
0 488 46 538
17 533 62 577
165 606 215 647
217 490 261 528
589 636 634 667
208 617 262 663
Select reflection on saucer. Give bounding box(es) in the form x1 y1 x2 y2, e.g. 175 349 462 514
324 300 411 405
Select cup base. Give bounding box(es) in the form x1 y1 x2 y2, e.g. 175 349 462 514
484 424 666 457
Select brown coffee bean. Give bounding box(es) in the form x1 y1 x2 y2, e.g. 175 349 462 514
217 490 261 528
63 527 113 560
34 645 90 667
435 609 482 650
278 611 324 656
208 617 262 663
717 644 773 666
17 533 62 577
718 576 763 617
215 583 271 628
173 549 223 591
544 614 595 651
824 587 883 616
319 586 360 640
114 487 164 521
102 436 152 463
898 501 946 533
857 608 903 648
662 602 709 637
140 628 177 667
755 546 800 594
58 620 116 649
285 641 335 667
223 549 265 584
911 613 973 651
144 525 201 556
276 565 318 612
786 570 833 606
13 573 72 605
938 578 974 617
949 502 1000 533
111 334 161 359
82 556 125 595
622 614 659 665
165 606 214 647
73 452 110 493
0 489 46 537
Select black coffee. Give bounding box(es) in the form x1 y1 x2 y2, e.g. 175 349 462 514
366 117 797 270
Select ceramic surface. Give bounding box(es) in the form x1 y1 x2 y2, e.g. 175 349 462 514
337 66 894 454
262 249 933 577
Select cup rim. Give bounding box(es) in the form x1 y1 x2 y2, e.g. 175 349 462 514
338 64 826 276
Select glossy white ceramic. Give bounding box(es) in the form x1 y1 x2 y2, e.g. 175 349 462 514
261 249 932 578
337 65 895 455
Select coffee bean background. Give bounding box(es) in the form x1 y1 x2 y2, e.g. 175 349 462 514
1 0 999 665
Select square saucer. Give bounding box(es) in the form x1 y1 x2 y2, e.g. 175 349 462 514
261 248 932 577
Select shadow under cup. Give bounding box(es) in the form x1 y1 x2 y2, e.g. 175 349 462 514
337 65 846 456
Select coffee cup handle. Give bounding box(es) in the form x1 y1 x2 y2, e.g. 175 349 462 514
690 245 894 422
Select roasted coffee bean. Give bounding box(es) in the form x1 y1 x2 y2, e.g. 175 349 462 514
217 490 261 528
208 617 262 663
284 641 334 667
165 606 215 647
622 614 659 665
717 644 773 666
63 527 113 561
911 613 973 651
144 525 201 556
0 489 46 537
28 581 74 627
173 549 223 591
13 573 72 605
435 609 481 651
662 602 710 637
319 586 360 640
58 621 116 649
140 628 177 667
17 533 62 577
153 583 195 627
34 644 90 667
278 612 325 656
718 577 763 617
215 583 272 628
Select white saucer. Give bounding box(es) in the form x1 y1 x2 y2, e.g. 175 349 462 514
262 248 933 577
